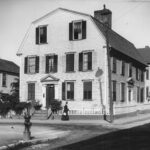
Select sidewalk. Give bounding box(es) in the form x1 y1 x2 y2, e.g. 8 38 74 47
0 112 150 128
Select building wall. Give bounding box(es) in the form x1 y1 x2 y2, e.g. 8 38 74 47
0 72 19 94
111 56 146 115
145 65 150 102
19 10 108 114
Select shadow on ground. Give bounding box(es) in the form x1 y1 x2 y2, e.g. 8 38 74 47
56 123 150 150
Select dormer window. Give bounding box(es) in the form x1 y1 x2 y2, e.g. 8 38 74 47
36 26 47 44
69 20 86 40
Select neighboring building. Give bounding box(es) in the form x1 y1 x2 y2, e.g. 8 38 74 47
0 59 19 94
17 6 148 118
138 46 150 103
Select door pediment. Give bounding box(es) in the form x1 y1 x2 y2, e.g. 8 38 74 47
41 74 59 82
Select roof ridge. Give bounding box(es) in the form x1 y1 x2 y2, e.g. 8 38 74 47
33 7 92 24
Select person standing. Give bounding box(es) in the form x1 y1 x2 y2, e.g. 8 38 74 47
61 102 69 121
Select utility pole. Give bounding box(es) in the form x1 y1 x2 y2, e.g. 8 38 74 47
106 28 113 123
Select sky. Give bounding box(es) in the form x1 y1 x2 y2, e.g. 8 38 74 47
0 0 150 66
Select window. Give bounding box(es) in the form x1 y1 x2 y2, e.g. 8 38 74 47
146 86 149 98
112 57 117 73
146 69 149 80
36 26 47 44
24 56 39 74
69 20 86 40
83 81 92 100
141 70 144 82
79 52 92 71
120 83 125 102
128 63 132 77
2 73 6 87
62 82 74 100
137 87 140 102
66 53 74 72
66 82 74 100
28 83 35 100
46 55 58 73
140 88 144 103
121 60 125 76
112 80 116 101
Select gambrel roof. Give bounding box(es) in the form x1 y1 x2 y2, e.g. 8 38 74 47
17 7 146 66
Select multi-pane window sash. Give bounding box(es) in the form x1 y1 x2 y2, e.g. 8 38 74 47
79 52 92 71
66 53 74 72
2 73 6 87
66 82 74 100
28 83 35 100
36 26 47 44
46 55 58 73
24 56 39 74
83 81 92 100
28 57 36 73
69 20 86 40
61 82 74 100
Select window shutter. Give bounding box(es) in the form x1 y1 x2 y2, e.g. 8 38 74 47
88 52 92 70
43 26 47 43
54 55 58 72
36 56 39 73
62 82 66 100
36 27 39 44
66 54 74 72
24 57 28 74
45 56 49 73
69 22 73 41
79 53 83 71
82 21 86 39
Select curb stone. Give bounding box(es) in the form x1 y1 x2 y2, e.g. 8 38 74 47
0 137 61 150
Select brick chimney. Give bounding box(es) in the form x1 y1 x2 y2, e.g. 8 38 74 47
94 4 112 28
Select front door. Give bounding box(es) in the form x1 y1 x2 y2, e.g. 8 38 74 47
46 84 55 108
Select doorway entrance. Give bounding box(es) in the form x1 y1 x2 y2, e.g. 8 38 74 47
46 84 55 108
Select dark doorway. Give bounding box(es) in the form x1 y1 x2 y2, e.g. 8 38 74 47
46 84 55 108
